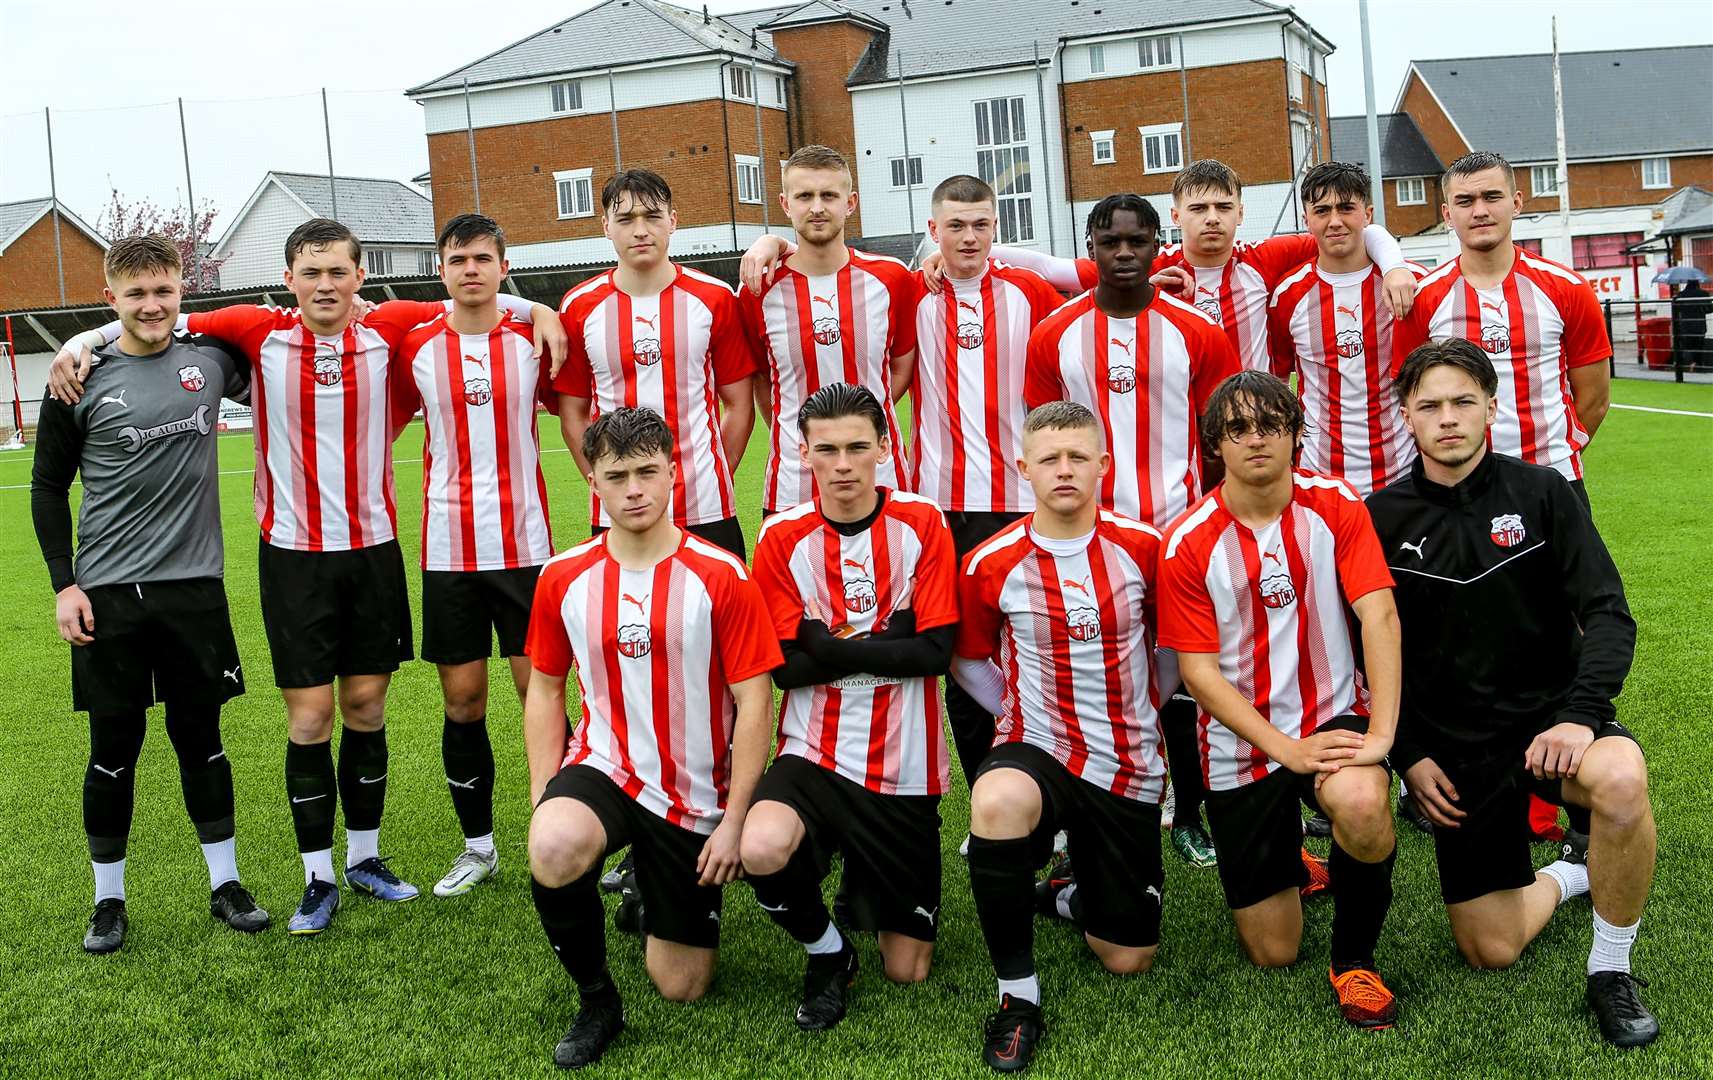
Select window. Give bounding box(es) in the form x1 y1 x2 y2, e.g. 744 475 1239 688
889 155 924 189
728 65 754 101
773 74 787 106
549 80 583 114
1162 225 1183 245
1531 165 1561 198
1642 157 1671 189
1396 177 1427 206
1138 34 1174 68
366 249 394 276
735 156 763 204
1572 232 1645 270
1139 123 1183 174
1288 62 1305 103
416 250 436 275
1091 130 1115 165
1692 236 1713 277
555 168 594 219
975 96 1033 243
1516 238 1543 256
1088 44 1105 74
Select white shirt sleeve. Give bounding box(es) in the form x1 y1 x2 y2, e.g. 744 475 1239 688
1362 225 1406 275
952 655 1008 716
990 245 1086 292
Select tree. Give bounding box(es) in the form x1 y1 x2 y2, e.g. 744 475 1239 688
98 189 227 294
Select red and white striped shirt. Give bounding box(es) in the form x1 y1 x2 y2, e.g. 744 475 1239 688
187 301 446 552
1268 262 1421 496
1393 246 1610 480
391 312 556 571
753 490 958 795
910 261 1062 513
554 266 757 527
738 249 919 511
1061 236 1319 372
956 512 1167 801
525 532 783 833
1024 291 1239 528
1157 471 1394 791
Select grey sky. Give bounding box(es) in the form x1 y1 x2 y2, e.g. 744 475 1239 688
2 0 1705 239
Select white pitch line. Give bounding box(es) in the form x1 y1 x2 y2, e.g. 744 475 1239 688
0 447 572 492
1609 403 1713 419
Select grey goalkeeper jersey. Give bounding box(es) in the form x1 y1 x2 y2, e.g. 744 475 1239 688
31 335 250 591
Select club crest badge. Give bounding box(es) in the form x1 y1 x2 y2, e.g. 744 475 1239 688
1107 365 1136 394
1335 329 1364 359
957 323 984 350
1490 513 1527 548
617 624 651 659
464 378 492 407
313 355 342 386
1066 606 1101 642
632 337 662 366
1479 323 1510 355
843 576 877 614
1259 573 1297 610
177 365 205 392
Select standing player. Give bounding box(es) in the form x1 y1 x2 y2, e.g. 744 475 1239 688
554 169 757 557
1024 193 1238 867
391 214 558 897
737 145 918 514
1159 371 1403 1029
32 236 269 951
743 383 958 1030
48 218 565 934
524 407 779 1069
954 401 1169 1073
1369 339 1656 1047
1393 151 1612 505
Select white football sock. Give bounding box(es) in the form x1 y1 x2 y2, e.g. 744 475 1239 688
997 975 1040 1006
1054 882 1078 920
93 859 126 903
1589 912 1638 975
345 828 379 868
805 921 843 956
465 832 496 857
1539 860 1589 905
202 837 238 891
302 849 336 885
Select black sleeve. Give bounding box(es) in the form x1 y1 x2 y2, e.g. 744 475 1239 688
1550 480 1637 730
194 333 252 405
29 393 83 594
1387 726 1429 777
772 619 859 690
813 616 955 679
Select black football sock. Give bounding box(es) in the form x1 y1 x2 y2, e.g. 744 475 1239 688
285 738 337 855
85 711 146 864
1161 695 1206 828
533 873 616 1001
748 848 837 949
337 725 388 833
165 701 235 844
442 715 496 841
1330 840 1396 971
968 835 1041 981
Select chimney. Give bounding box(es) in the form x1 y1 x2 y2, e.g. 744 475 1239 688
703 4 710 24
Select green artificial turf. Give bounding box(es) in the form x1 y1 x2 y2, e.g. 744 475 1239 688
1 379 1708 1077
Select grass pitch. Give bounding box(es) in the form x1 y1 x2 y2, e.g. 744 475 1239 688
1 380 1709 1078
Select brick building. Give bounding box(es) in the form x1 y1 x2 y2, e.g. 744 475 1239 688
0 198 108 311
405 0 1337 267
1329 113 1442 236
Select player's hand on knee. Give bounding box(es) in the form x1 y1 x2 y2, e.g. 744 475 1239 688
697 819 744 886
1282 729 1363 775
1524 722 1595 780
1402 758 1464 828
55 585 95 645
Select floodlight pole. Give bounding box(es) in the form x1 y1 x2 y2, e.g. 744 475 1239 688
1358 0 1386 227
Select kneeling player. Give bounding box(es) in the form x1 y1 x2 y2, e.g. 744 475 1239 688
1160 371 1402 1029
523 408 779 1069
1369 340 1656 1047
743 383 958 1030
954 402 1169 1073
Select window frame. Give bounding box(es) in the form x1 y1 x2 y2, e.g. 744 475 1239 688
728 65 754 102
1137 34 1174 69
415 250 436 276
1396 177 1427 206
554 168 595 220
735 155 764 205
1091 129 1116 165
975 96 1034 244
1641 157 1671 190
549 80 583 115
1088 43 1105 74
1530 165 1561 198
888 154 925 190
365 249 394 276
1139 122 1184 175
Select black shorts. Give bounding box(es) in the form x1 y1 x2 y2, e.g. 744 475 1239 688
540 764 723 949
1431 721 1639 905
593 516 746 561
754 754 942 941
70 578 244 714
258 538 413 689
421 565 542 664
976 742 1164 949
947 511 1025 559
1203 715 1372 910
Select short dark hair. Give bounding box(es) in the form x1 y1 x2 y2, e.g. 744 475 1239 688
1086 193 1160 238
1442 151 1515 195
583 406 674 467
1199 370 1303 455
437 212 506 258
1393 338 1499 404
601 169 673 214
797 382 887 440
1023 400 1100 437
1300 161 1371 208
931 174 994 210
1173 159 1243 200
285 218 361 268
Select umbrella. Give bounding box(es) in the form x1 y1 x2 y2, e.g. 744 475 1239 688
1653 266 1709 285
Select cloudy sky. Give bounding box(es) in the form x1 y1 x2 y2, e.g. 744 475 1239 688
2 0 1705 238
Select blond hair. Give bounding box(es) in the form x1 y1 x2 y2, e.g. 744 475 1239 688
103 234 181 282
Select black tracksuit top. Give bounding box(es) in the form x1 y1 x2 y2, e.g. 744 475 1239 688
1364 451 1635 773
